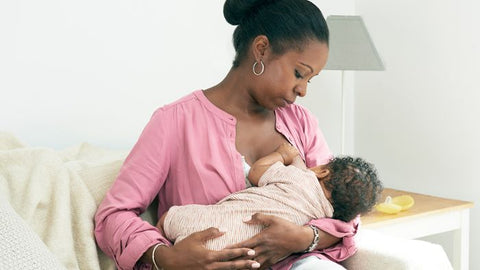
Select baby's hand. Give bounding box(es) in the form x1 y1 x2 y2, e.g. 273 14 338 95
276 143 299 165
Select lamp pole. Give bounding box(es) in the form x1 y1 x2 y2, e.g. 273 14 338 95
341 70 346 155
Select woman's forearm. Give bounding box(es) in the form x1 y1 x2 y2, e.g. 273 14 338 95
315 228 341 249
306 217 359 258
298 225 340 252
140 244 170 268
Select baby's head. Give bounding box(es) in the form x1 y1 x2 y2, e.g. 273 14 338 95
311 157 383 222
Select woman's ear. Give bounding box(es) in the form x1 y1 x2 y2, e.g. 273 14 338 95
252 35 270 61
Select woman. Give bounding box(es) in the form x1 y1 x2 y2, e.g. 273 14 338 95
95 0 357 269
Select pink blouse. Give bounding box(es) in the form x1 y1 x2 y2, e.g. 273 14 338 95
94 90 357 270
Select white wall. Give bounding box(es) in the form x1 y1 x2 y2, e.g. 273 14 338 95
355 0 480 268
0 1 235 149
0 0 354 152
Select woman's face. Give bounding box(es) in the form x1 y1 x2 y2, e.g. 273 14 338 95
252 40 329 110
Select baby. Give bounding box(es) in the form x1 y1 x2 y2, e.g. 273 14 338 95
157 143 383 251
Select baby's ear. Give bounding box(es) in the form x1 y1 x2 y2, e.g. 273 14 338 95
309 166 330 179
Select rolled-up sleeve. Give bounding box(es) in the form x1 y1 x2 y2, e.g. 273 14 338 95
94 110 172 270
307 216 359 262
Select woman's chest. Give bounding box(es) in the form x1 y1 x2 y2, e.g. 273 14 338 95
234 118 290 164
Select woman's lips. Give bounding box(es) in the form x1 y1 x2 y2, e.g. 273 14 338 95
279 98 295 108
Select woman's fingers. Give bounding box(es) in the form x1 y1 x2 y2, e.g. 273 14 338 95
190 227 225 243
191 227 258 259
209 248 260 270
226 214 310 269
227 213 274 249
209 260 261 270
226 235 260 249
209 247 260 269
246 213 274 225
185 227 261 269
216 247 256 261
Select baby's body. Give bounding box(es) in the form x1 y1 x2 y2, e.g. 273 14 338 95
160 161 332 250
157 143 382 251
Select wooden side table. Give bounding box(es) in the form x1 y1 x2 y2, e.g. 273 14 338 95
361 188 474 270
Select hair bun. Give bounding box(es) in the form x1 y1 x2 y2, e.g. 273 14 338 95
223 0 270 25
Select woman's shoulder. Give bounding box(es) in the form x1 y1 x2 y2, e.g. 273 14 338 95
156 90 202 112
152 90 234 125
143 91 201 129
150 90 209 119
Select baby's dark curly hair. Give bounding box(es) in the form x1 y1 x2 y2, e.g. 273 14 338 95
323 157 383 222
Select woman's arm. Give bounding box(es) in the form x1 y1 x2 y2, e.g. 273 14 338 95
228 214 341 269
95 109 261 270
94 111 174 269
307 217 359 262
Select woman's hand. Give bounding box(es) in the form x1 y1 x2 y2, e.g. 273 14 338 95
227 213 315 270
155 227 260 270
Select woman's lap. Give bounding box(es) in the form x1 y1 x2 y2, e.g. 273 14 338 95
290 256 346 270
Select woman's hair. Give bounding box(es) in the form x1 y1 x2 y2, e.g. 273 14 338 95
324 157 383 222
223 0 329 67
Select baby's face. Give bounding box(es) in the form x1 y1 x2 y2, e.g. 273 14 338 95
318 179 332 204
309 164 332 203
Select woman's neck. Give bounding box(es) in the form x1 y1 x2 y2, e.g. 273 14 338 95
204 67 271 119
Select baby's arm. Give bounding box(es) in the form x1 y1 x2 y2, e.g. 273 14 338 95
248 143 299 186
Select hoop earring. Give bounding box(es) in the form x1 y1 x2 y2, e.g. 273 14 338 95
252 60 265 76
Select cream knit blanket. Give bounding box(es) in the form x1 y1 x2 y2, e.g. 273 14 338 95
0 132 126 270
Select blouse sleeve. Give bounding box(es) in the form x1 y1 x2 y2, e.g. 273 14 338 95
94 109 172 270
307 217 360 262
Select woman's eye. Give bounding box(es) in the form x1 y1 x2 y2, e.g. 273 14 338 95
295 70 303 79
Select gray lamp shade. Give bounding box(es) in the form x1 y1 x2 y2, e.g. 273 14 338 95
324 15 385 71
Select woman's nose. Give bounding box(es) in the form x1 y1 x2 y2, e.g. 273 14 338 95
295 85 307 97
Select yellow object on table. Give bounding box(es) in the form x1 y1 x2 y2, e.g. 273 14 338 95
375 195 415 214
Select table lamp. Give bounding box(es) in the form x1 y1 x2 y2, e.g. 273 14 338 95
323 15 385 154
